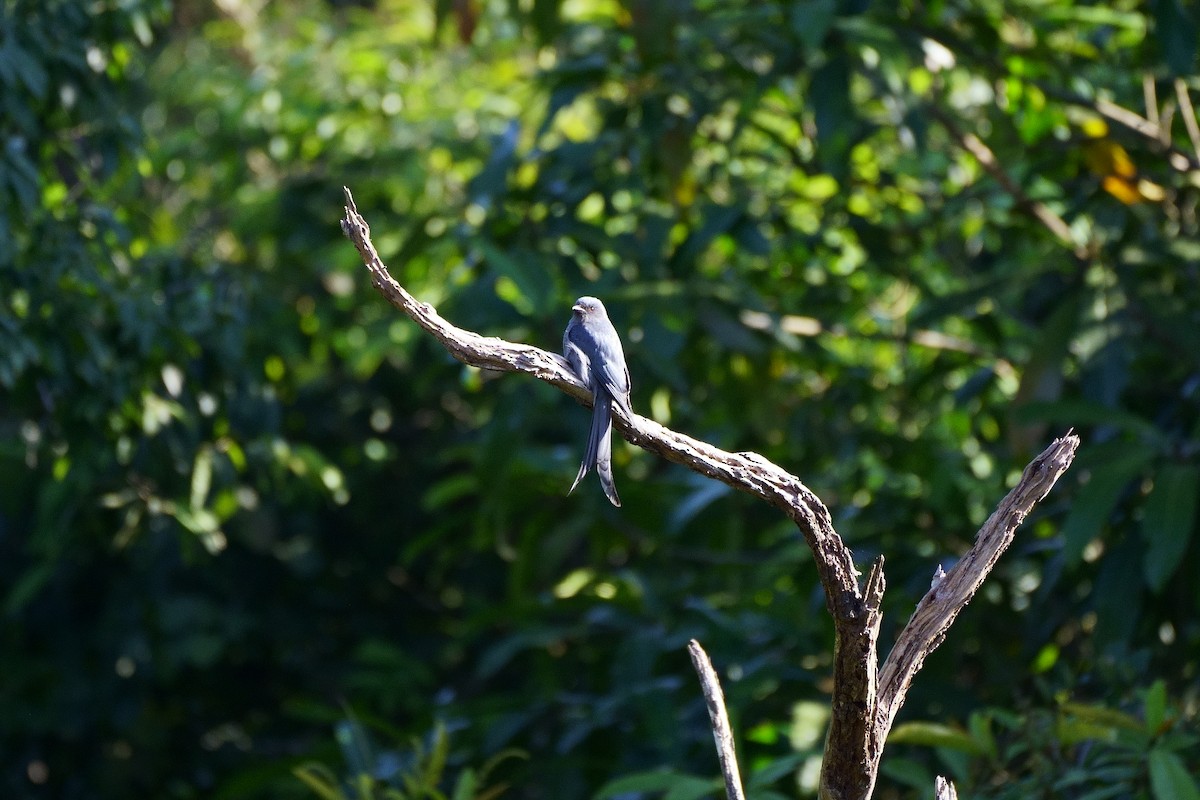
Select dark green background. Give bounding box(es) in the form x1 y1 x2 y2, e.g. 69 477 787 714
2 0 1198 797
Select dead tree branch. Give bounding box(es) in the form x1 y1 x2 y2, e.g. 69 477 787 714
340 187 1079 800
935 775 959 800
871 432 1079 778
688 640 747 800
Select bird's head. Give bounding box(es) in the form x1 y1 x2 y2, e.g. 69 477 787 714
572 296 605 319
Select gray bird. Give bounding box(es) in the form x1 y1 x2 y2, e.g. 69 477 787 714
563 296 632 506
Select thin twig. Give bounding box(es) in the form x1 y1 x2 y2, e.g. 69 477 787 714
688 640 746 800
1143 74 1160 132
910 23 1200 172
738 310 1019 383
928 106 1089 261
1091 95 1160 141
1174 79 1200 164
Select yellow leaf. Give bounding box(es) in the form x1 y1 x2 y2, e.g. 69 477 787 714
1081 117 1109 138
1084 139 1136 179
1102 175 1143 204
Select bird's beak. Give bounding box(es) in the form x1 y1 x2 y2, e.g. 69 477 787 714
572 304 584 315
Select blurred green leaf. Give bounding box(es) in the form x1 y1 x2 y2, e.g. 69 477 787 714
1057 438 1156 563
747 753 808 789
1149 748 1200 800
1058 703 1144 734
596 770 716 800
791 0 837 50
809 49 853 178
878 757 934 791
1145 680 1168 734
966 711 997 760
1141 464 1198 592
294 763 346 800
335 718 376 780
888 722 989 755
1151 0 1198 74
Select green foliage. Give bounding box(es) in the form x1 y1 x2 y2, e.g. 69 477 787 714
294 719 523 800
2 0 1199 798
886 680 1200 800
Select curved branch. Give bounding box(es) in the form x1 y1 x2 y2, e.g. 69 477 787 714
340 187 1078 800
340 186 859 601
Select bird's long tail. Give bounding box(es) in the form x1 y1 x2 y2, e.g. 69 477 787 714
568 391 620 506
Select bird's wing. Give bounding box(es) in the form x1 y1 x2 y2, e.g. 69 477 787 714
569 321 629 395
592 333 632 417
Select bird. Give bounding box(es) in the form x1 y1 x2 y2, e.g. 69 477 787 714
563 296 632 507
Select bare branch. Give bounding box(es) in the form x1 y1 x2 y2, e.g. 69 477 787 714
340 188 1078 800
1173 79 1200 164
1144 73 1160 133
340 185 860 597
339 192 576 390
688 640 746 800
875 432 1080 735
935 775 959 800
